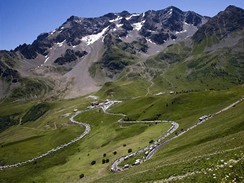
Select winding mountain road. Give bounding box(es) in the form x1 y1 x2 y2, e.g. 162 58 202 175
110 120 179 172
0 110 91 170
110 97 244 172
1 97 243 171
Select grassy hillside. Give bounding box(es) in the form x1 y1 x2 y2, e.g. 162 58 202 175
9 77 53 100
0 86 243 183
90 34 138 79
1 6 243 183
97 79 149 99
0 96 91 182
94 87 244 183
1 30 243 182
97 32 243 100
0 96 171 183
143 31 244 94
21 103 49 123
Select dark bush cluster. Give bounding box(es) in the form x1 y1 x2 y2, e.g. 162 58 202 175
102 159 109 164
91 160 96 165
128 148 132 153
79 173 84 179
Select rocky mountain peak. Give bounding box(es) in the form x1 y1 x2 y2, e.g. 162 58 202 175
118 10 131 17
193 5 244 43
8 6 209 99
66 15 82 22
12 6 210 60
1 5 244 100
102 12 117 20
165 6 183 14
225 5 243 12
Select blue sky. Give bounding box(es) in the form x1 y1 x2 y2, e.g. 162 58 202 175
1 0 244 50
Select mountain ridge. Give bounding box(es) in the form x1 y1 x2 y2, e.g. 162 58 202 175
0 5 243 100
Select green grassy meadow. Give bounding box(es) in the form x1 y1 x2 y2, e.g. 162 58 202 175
0 85 243 183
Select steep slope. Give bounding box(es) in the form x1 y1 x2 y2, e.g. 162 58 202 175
97 5 244 98
192 5 244 44
0 51 53 100
0 51 20 98
0 6 209 99
0 5 244 183
150 5 244 92
63 40 104 98
1 87 243 182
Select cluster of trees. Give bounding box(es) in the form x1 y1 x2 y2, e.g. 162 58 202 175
87 144 134 173
102 159 109 164
91 159 110 165
82 145 134 179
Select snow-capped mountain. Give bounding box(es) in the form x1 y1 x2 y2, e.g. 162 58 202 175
1 5 231 99
15 6 208 61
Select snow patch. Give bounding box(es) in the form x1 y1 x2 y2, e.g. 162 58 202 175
133 20 145 31
72 45 78 48
102 36 105 42
57 40 66 47
44 56 49 63
142 12 145 18
148 30 156 33
168 9 173 15
60 27 64 30
117 24 123 28
74 19 82 23
81 26 109 45
50 29 56 36
109 16 122 23
146 38 155 44
175 29 187 34
126 13 140 20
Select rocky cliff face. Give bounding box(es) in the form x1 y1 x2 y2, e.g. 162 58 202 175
1 5 243 100
12 6 208 61
193 5 244 43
